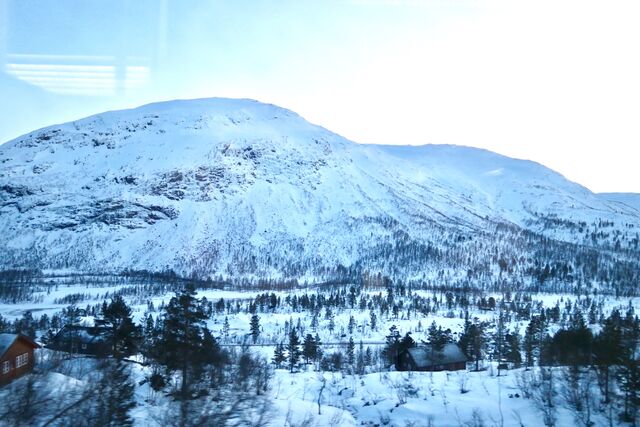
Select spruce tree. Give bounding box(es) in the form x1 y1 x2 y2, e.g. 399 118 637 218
348 315 356 335
356 340 365 375
273 343 286 368
328 316 335 334
102 295 141 358
369 311 377 331
15 311 36 338
153 284 215 399
383 325 401 366
459 317 486 371
427 321 450 351
346 336 355 368
287 328 301 372
523 318 540 369
364 347 373 367
504 329 522 366
302 334 317 364
141 312 156 359
493 313 507 375
222 316 230 339
62 304 81 326
250 314 260 344
0 314 8 333
399 332 415 352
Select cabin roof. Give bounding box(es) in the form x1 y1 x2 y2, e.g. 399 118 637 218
52 325 111 345
405 343 467 368
0 333 40 358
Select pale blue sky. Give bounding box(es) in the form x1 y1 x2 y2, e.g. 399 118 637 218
1 0 639 192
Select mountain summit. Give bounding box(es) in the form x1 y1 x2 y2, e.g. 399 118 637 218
1 98 639 287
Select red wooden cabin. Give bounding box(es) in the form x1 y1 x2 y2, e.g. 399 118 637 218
0 333 40 386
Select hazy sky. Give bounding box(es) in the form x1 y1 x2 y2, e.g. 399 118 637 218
1 0 639 193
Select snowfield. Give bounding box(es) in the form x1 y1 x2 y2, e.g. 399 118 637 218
0 354 606 427
2 284 638 426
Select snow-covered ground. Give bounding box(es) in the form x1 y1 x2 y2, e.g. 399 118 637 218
265 366 588 427
2 354 602 427
2 280 637 426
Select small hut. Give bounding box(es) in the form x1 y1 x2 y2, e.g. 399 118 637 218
397 343 467 372
47 325 111 356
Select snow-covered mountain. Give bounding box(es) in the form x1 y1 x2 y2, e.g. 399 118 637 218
1 98 639 285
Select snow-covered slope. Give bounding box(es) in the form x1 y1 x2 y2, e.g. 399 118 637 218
1 98 639 280
598 192 640 214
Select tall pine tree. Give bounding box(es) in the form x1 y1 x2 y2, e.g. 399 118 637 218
152 284 219 399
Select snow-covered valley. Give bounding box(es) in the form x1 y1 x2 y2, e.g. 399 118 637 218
1 280 638 426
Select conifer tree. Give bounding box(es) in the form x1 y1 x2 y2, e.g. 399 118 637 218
348 315 356 335
369 311 377 331
287 328 301 372
504 328 522 366
102 295 141 358
399 332 415 353
302 334 317 364
364 347 373 367
273 343 286 369
346 336 355 368
348 286 357 308
459 317 486 371
15 311 36 338
250 314 260 344
222 316 230 339
0 314 8 333
152 284 218 399
141 312 157 361
523 317 543 368
356 340 365 375
427 321 450 350
383 325 401 366
62 304 81 326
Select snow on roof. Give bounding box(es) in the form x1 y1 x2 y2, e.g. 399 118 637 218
406 343 467 368
0 333 18 357
55 325 110 344
78 316 96 327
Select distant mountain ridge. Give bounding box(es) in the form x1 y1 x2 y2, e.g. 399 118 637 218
1 98 639 291
597 193 640 213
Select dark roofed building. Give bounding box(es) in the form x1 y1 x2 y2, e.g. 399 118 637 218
397 343 467 372
0 333 40 386
47 325 112 356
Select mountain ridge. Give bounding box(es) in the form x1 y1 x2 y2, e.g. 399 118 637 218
1 98 639 291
